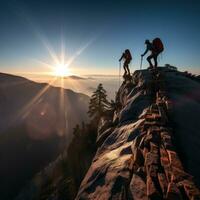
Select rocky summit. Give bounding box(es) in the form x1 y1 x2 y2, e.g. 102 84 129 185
76 66 200 200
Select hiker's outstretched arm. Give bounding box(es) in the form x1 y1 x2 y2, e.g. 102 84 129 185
119 54 124 61
142 48 148 56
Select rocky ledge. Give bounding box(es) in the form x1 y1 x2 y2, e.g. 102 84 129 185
76 66 200 200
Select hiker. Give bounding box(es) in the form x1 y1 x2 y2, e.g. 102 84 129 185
119 49 132 76
141 38 164 69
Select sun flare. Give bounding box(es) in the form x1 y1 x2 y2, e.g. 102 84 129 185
53 63 71 77
37 36 95 78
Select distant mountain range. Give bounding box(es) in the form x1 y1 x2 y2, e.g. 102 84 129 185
0 72 90 200
64 75 89 80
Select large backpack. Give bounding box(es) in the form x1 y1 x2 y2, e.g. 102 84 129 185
125 49 132 61
152 38 164 53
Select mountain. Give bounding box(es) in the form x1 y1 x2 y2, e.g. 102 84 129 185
64 75 88 80
16 66 200 200
76 66 200 199
0 73 89 134
16 122 98 200
0 72 90 200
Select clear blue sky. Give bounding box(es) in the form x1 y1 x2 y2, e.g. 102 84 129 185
0 0 200 75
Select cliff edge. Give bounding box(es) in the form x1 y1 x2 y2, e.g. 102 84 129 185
76 67 200 200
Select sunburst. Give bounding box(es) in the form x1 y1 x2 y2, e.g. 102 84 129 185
53 63 71 77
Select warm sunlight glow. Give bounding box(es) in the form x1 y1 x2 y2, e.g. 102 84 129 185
53 63 71 77
34 34 96 79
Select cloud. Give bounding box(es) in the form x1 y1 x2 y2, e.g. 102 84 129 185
64 75 90 80
87 86 97 92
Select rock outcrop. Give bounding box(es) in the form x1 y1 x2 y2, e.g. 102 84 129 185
76 67 200 199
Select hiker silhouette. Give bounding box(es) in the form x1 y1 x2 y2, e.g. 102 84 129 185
119 49 132 76
141 38 164 69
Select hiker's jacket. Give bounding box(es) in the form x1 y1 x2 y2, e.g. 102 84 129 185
143 43 155 55
119 52 132 62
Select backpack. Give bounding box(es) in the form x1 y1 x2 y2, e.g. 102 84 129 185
125 49 132 61
152 38 164 53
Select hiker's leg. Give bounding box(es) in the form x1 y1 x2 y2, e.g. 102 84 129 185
153 54 158 68
123 63 127 75
147 55 153 68
125 60 131 75
126 65 130 75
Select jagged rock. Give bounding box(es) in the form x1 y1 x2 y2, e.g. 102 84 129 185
96 127 115 147
112 110 120 125
167 150 183 170
178 180 200 199
160 147 170 168
130 174 148 200
158 173 168 195
166 182 182 200
98 116 113 135
146 175 161 199
132 148 144 166
76 67 200 200
161 131 174 150
145 152 159 166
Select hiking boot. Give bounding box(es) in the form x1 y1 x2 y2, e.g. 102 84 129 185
148 66 153 70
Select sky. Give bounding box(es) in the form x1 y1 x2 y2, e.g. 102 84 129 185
0 0 200 77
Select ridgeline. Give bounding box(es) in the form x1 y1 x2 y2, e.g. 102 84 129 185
16 66 200 200
76 66 200 199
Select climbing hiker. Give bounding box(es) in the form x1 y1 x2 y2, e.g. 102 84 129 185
141 38 164 69
119 49 132 76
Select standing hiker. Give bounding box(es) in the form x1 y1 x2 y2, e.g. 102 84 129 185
119 49 132 76
141 38 164 69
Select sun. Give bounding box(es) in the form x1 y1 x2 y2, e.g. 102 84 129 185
53 63 71 77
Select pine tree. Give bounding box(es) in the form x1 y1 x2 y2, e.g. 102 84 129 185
88 83 110 120
109 100 116 111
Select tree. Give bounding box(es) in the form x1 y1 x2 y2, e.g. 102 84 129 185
88 83 110 120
